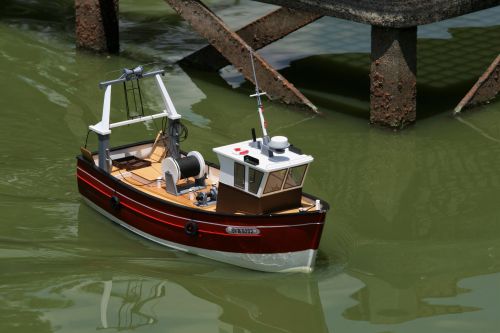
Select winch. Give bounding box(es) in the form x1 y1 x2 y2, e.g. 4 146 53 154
195 185 218 206
162 151 206 195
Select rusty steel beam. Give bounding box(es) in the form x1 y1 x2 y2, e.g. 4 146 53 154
370 26 417 129
164 0 318 113
75 0 119 53
454 54 500 115
181 7 322 70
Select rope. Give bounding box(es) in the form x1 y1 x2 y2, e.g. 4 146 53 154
455 116 500 144
84 129 91 148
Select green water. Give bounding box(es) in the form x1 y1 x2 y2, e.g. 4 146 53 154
1 1 500 332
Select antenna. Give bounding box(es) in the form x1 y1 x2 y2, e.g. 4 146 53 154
249 50 269 143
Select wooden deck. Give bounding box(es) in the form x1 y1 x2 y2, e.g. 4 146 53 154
103 138 316 215
111 160 218 212
110 161 315 215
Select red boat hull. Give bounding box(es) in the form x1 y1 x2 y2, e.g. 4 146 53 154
76 157 328 272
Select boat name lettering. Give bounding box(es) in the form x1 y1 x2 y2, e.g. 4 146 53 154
225 226 260 235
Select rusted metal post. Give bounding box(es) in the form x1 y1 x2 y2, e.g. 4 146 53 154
75 0 119 53
182 7 322 70
164 0 318 113
370 26 417 129
454 54 500 115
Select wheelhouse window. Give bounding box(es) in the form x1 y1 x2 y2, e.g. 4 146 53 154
263 169 287 194
284 164 308 189
234 162 245 189
248 168 264 194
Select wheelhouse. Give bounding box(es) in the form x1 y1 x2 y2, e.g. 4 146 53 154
213 138 313 214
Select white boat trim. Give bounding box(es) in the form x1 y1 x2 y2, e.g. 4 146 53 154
83 198 317 273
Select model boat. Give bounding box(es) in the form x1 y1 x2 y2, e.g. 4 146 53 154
76 65 329 272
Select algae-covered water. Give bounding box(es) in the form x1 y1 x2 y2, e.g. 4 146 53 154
1 1 500 332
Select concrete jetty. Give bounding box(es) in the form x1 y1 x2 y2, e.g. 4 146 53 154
75 0 500 128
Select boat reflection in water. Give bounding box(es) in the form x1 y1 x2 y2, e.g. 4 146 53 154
96 274 329 332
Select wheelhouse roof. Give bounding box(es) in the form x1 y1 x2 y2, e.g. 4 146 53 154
213 138 313 173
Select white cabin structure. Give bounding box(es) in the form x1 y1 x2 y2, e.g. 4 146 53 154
213 137 313 214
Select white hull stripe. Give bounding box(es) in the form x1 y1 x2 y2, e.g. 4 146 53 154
83 198 317 273
77 167 324 229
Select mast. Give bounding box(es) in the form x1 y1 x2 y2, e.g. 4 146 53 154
249 51 270 145
89 66 181 171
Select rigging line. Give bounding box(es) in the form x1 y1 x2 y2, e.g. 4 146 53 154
161 117 167 133
455 116 500 144
248 49 268 139
249 51 262 108
136 79 145 117
268 115 317 134
84 129 91 148
123 82 131 119
131 79 139 117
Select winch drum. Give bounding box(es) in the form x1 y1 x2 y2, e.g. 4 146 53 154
162 151 205 183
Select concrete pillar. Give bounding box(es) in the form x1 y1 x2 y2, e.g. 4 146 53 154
370 26 417 129
75 0 119 53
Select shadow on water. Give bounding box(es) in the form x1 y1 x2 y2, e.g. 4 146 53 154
278 24 500 120
281 54 371 119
